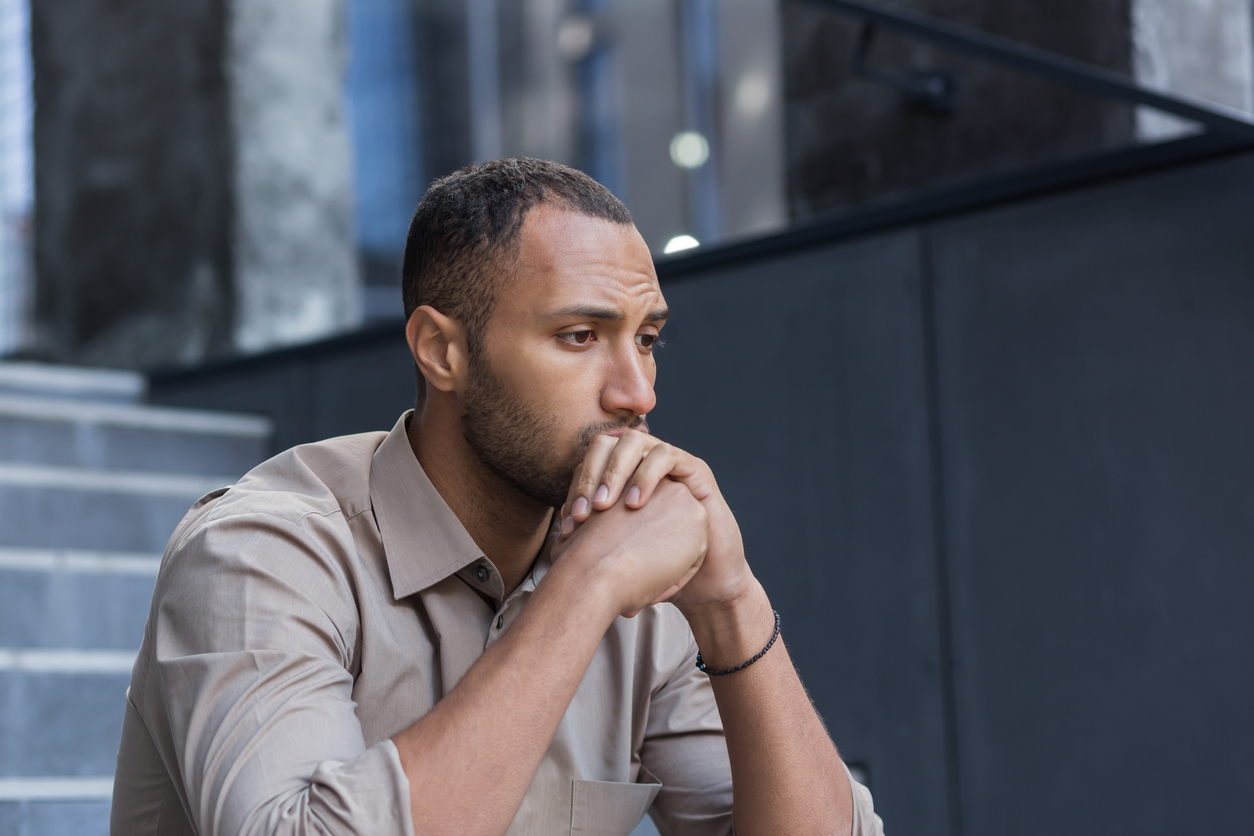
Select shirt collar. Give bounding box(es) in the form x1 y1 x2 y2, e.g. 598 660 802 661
369 411 499 600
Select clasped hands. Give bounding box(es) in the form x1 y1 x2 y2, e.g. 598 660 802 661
550 429 755 621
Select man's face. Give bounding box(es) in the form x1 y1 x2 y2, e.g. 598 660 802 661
461 206 667 508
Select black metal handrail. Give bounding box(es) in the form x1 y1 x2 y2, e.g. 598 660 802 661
804 0 1254 142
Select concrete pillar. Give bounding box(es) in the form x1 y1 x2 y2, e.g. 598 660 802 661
229 0 360 353
30 0 359 368
1132 0 1254 140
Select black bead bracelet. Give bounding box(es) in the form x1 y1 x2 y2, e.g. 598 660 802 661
696 610 781 676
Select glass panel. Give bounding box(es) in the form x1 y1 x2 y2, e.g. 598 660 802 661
346 0 424 318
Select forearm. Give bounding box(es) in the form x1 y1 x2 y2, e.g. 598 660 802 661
685 582 853 836
392 559 618 836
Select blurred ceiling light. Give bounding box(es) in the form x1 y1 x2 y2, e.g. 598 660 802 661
663 234 700 254
669 131 709 169
735 72 771 119
557 15 595 62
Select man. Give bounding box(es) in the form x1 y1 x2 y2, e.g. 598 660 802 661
112 159 883 835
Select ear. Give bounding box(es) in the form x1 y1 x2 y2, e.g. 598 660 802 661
406 305 469 395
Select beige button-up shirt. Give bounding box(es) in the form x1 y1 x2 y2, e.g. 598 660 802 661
112 413 882 835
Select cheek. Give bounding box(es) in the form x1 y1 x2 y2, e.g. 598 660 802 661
497 338 623 430
519 364 603 432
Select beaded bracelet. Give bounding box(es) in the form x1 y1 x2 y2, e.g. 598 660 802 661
696 610 781 676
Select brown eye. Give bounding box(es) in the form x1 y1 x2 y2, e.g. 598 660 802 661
636 333 659 348
560 330 595 345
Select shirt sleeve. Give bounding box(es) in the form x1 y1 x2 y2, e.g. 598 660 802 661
637 611 734 836
848 766 886 836
637 609 886 836
142 509 414 836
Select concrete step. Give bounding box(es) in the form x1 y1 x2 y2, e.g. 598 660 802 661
0 551 158 651
0 394 271 476
0 796 111 836
0 363 255 834
0 464 228 553
0 662 132 778
0 362 144 404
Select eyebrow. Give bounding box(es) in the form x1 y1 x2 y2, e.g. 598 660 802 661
545 304 670 324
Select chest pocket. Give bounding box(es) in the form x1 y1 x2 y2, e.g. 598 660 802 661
570 779 662 836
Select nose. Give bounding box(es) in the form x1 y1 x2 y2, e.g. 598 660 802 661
601 340 656 418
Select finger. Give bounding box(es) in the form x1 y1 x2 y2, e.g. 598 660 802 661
557 458 586 535
555 462 582 540
591 430 658 511
620 443 682 508
570 435 618 523
631 452 719 509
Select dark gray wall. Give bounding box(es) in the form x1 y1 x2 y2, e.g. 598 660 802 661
928 156 1254 835
31 0 234 367
649 232 955 834
149 326 416 456
149 147 1254 835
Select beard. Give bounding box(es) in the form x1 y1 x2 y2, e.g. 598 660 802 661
461 353 648 509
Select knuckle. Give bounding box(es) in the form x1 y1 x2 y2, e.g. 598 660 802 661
627 428 652 447
658 479 684 498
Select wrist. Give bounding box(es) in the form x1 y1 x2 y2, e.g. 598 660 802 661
543 538 628 628
681 580 774 671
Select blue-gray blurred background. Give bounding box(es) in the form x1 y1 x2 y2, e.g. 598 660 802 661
1 1 1253 834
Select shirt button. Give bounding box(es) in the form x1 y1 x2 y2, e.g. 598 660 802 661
497 615 504 629
475 566 489 583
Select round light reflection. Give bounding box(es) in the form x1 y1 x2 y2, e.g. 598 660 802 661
669 131 710 169
556 16 595 61
735 72 771 118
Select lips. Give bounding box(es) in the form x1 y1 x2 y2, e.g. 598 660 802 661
603 422 648 438
578 418 650 448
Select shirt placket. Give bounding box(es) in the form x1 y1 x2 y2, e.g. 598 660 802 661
484 558 548 650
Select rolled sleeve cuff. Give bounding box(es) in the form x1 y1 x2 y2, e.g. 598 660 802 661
256 741 414 836
847 765 885 836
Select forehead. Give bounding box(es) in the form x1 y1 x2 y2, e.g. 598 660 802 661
502 205 664 315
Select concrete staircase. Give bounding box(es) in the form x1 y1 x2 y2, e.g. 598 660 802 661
0 362 271 835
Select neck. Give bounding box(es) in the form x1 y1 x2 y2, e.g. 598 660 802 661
407 398 553 597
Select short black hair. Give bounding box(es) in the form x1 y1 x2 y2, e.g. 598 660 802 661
401 158 633 354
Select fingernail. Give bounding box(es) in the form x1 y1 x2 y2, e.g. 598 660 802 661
572 497 589 517
594 484 609 503
626 485 641 505
561 515 574 536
